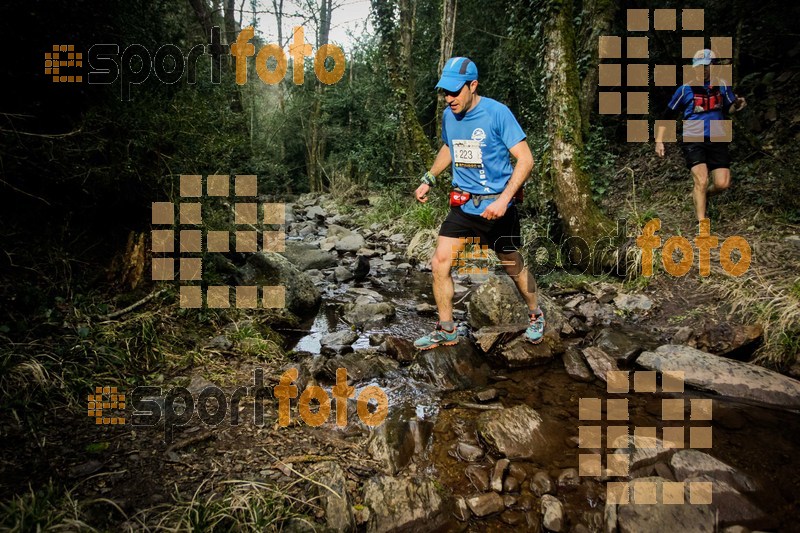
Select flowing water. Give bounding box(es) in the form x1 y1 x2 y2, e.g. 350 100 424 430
279 269 800 531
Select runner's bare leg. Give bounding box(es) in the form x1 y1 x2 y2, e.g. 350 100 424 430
431 236 467 324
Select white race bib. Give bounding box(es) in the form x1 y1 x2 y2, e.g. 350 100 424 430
453 139 483 168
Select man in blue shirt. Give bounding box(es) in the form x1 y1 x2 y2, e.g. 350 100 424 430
412 57 543 350
655 49 747 222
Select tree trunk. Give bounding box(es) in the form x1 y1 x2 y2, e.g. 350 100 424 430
578 0 617 138
372 0 434 179
436 0 457 139
307 0 333 191
543 0 614 264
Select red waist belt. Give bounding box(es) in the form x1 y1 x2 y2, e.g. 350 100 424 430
449 188 524 207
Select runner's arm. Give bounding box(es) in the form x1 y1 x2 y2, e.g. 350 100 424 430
429 144 452 177
499 140 534 204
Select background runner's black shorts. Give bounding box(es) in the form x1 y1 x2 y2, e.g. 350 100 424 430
680 141 731 171
439 204 522 253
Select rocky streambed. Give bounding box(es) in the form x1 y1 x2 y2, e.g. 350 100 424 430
240 194 800 532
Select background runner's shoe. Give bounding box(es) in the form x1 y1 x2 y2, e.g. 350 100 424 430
525 312 545 344
414 323 459 350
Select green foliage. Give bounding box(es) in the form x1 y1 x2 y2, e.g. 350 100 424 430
584 125 618 201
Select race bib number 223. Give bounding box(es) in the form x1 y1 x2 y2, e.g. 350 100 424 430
453 140 483 168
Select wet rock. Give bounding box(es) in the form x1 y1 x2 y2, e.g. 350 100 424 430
320 329 359 356
695 323 763 359
654 462 675 481
637 345 800 410
503 494 517 508
240 252 321 315
581 346 619 382
577 300 616 326
454 497 471 521
613 436 675 471
476 405 550 460
722 527 750 533
465 465 490 491
473 325 524 353
617 477 715 533
336 233 367 253
503 475 520 493
357 248 379 258
671 326 693 345
369 333 386 346
409 341 490 391
319 351 399 383
562 346 594 382
604 502 617 533
312 461 354 531
389 233 406 244
363 475 448 532
407 230 437 263
456 442 485 462
498 332 561 367
334 266 354 283
466 492 505 517
508 463 527 484
593 326 658 365
501 510 525 525
569 316 590 335
342 302 395 328
557 468 579 488
383 252 397 262
367 407 433 475
385 337 417 365
305 205 326 219
414 303 436 315
669 450 757 492
397 262 413 270
541 494 565 532
530 471 554 497
491 458 510 492
613 293 653 312
687 475 770 528
474 388 499 403
468 275 528 329
347 287 384 301
517 494 534 511
282 242 338 270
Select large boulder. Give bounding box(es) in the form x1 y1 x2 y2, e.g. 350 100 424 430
310 462 355 531
281 242 338 270
476 405 551 460
637 345 800 410
593 326 659 365
409 340 490 391
341 302 395 328
669 450 757 493
616 477 715 532
335 233 366 253
320 329 359 356
468 275 528 329
362 475 449 532
239 252 320 315
367 405 434 474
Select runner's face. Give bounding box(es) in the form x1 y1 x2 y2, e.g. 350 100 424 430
444 81 477 114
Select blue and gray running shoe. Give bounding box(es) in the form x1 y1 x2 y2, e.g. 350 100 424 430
414 323 459 350
525 311 546 344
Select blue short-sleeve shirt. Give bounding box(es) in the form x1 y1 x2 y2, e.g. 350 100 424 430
442 97 527 215
667 81 737 140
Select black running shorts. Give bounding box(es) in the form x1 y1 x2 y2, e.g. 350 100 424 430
680 141 731 171
439 204 521 253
